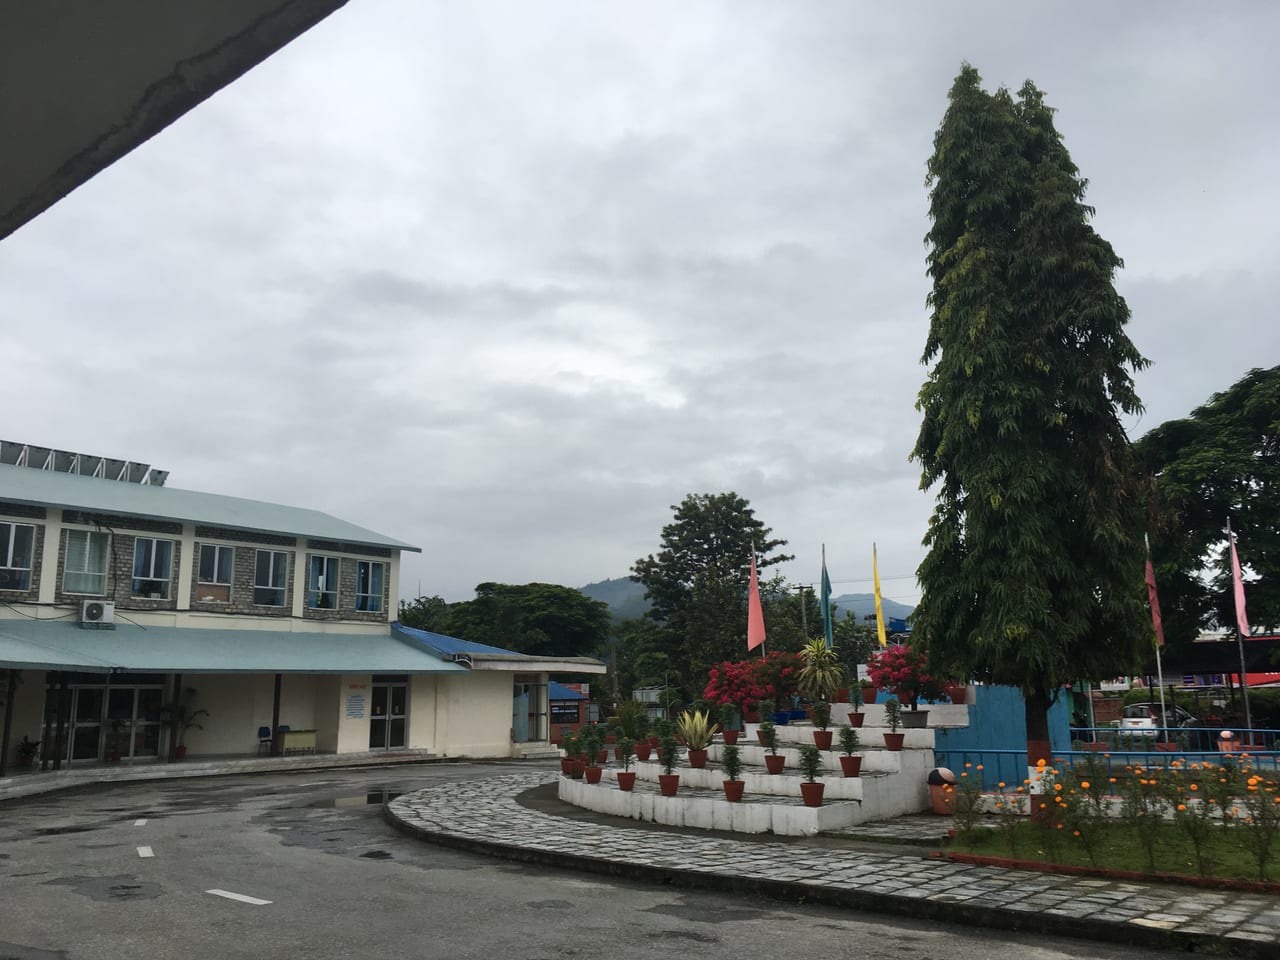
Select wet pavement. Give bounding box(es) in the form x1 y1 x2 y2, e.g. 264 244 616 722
387 770 1280 957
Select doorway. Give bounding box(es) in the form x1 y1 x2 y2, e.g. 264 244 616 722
369 675 408 750
54 675 165 763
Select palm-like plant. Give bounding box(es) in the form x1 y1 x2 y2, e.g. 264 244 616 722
798 638 845 704
675 709 720 751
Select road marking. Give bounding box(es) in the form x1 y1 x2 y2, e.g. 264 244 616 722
134 819 148 826
136 846 154 858
206 889 272 906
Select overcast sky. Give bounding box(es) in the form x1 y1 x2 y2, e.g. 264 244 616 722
3 2 1278 606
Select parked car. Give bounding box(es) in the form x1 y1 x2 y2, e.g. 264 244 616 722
1118 702 1198 733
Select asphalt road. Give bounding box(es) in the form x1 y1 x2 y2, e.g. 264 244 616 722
0 762 1173 960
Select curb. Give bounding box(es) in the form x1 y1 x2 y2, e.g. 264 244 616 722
941 851 1280 895
383 799 1271 959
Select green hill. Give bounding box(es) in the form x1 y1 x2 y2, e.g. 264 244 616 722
578 577 650 620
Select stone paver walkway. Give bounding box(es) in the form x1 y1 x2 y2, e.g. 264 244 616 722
386 771 1280 958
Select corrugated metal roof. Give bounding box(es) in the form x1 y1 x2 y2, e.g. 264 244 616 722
391 624 607 674
0 619 465 674
0 462 418 552
392 623 522 657
548 681 587 700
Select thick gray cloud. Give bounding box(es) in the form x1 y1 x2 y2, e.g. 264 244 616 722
2 2 1277 606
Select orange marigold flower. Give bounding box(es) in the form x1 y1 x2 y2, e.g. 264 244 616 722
1072 830 1080 837
1177 804 1186 811
1054 784 1063 791
1080 781 1090 789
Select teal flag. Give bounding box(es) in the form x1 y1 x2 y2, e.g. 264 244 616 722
820 544 834 649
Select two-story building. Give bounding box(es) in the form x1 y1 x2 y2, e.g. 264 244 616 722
0 441 604 772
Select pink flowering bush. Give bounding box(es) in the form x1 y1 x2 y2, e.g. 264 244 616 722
866 643 942 709
704 651 804 714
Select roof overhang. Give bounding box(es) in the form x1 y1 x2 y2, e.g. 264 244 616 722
0 619 466 675
391 624 606 675
1 0 349 241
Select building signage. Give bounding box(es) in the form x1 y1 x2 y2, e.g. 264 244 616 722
346 694 366 719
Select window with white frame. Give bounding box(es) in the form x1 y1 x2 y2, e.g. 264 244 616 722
308 555 339 609
64 529 110 595
132 538 174 599
254 550 288 606
355 560 385 612
197 543 234 603
0 521 35 590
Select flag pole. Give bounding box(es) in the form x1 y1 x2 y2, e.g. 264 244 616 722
1145 534 1168 727
1228 518 1253 734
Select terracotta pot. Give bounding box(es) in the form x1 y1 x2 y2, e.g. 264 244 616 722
635 743 652 761
834 688 850 703
658 774 680 797
687 749 708 769
723 780 745 802
756 730 767 745
584 766 603 784
839 755 862 778
847 712 865 728
883 733 905 751
595 749 609 765
616 771 637 791
813 730 833 751
569 759 587 779
559 757 572 775
946 685 968 705
800 782 825 807
929 783 954 815
861 687 877 704
722 730 740 745
901 709 929 729
605 735 617 744
764 754 786 774
648 735 661 747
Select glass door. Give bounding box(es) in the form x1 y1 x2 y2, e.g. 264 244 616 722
69 687 104 761
369 676 408 750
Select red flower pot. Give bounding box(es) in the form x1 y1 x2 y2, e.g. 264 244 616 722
839 755 862 778
585 766 603 784
813 730 833 751
560 757 572 775
688 749 708 768
616 771 637 791
658 774 680 797
945 685 968 705
723 780 745 802
595 750 609 765
861 687 877 704
765 754 786 774
569 759 587 778
847 712 865 728
883 733 905 751
722 730 740 745
635 742 652 761
800 782 825 807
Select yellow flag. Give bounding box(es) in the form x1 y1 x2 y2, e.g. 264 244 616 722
873 543 888 648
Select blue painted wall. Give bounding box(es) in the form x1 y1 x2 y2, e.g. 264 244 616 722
934 685 1072 784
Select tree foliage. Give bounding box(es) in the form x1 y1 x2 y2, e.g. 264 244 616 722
398 582 611 658
911 65 1151 738
1135 365 1280 648
630 492 793 695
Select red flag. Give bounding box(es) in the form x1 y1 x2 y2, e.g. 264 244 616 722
1230 525 1251 637
1144 558 1165 647
747 552 766 651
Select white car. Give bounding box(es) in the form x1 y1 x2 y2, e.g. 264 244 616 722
1118 702 1198 733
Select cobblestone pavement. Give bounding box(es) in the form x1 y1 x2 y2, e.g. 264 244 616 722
386 770 1280 958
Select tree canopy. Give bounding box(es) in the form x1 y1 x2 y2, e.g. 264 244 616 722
911 65 1151 744
398 582 611 659
1135 365 1280 649
630 492 793 695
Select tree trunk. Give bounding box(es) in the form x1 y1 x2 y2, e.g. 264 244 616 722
1024 688 1053 767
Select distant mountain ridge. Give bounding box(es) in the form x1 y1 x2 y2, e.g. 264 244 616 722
578 578 914 623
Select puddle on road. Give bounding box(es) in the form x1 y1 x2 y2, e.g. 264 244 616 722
33 825 100 836
311 789 401 809
43 874 162 902
0 941 68 960
359 850 393 860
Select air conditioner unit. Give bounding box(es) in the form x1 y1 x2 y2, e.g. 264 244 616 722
80 600 115 627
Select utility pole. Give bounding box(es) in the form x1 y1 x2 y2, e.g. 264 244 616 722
792 584 811 637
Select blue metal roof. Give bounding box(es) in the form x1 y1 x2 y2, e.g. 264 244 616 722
0 462 418 552
391 623 523 657
549 681 587 700
0 619 465 674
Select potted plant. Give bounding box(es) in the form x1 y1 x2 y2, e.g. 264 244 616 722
755 700 775 743
798 638 845 706
174 708 208 760
718 702 740 744
559 730 576 775
658 734 680 796
945 683 969 705
882 698 905 751
675 708 718 768
721 744 744 802
16 736 39 768
798 744 825 806
760 721 785 774
867 643 938 728
860 679 877 705
616 737 637 791
811 700 833 750
838 724 862 777
562 731 586 778
581 726 604 784
847 682 866 727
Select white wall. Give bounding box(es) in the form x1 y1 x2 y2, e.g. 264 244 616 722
334 674 371 754
435 671 513 758
181 674 274 755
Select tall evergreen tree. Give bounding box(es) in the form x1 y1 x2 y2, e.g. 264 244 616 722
912 65 1151 755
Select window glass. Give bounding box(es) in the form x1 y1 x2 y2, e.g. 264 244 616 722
253 550 287 606
64 530 109 594
355 561 385 612
307 555 339 609
132 538 173 598
198 544 233 584
0 521 35 590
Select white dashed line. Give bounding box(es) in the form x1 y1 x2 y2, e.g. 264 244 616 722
136 846 154 858
134 819 148 826
206 889 272 906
